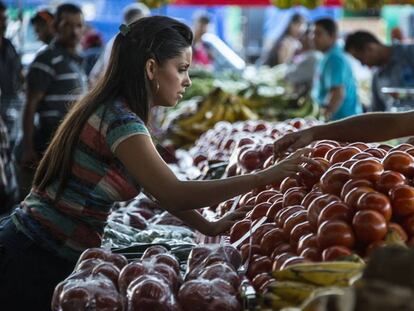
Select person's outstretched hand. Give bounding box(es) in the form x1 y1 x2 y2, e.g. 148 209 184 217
273 129 315 159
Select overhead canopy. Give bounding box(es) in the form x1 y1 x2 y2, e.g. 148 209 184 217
172 0 342 6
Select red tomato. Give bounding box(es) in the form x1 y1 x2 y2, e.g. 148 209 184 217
402 215 414 238
275 205 305 228
330 147 361 164
364 147 387 159
377 144 393 152
348 142 369 151
255 190 279 205
300 247 321 261
247 256 272 279
267 193 283 204
283 210 307 235
356 191 392 222
344 186 375 207
390 185 414 217
272 252 296 271
382 151 414 177
301 191 323 209
239 149 263 171
321 246 352 261
279 256 307 270
299 157 330 189
350 152 372 161
318 201 353 226
390 143 414 152
315 140 340 147
266 199 284 222
312 143 335 158
352 210 387 244
320 167 351 196
118 262 148 294
239 192 255 207
388 222 408 242
107 253 128 270
341 179 374 200
252 223 277 245
142 245 169 260
152 254 180 275
252 273 272 292
248 202 272 220
260 228 287 256
297 233 318 254
240 244 262 263
317 220 355 249
229 219 251 244
289 221 313 251
261 143 274 161
237 137 255 147
350 158 384 183
406 147 414 157
307 194 339 229
283 187 307 207
324 146 342 162
375 170 407 195
270 244 293 260
341 159 358 169
280 177 300 193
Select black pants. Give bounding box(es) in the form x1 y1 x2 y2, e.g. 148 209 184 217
0 216 75 311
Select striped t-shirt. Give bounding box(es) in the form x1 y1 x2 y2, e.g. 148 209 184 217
12 99 150 260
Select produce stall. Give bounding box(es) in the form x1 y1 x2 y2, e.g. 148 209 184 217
50 111 414 310
46 1 414 311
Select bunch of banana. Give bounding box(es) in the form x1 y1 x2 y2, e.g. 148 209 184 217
169 88 258 146
273 261 365 287
260 261 365 310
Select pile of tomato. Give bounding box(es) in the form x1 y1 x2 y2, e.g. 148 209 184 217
224 140 414 293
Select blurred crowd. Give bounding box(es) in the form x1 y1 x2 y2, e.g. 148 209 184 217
1 1 414 215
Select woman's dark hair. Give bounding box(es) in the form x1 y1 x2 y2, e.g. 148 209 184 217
262 13 305 67
34 16 193 200
345 31 381 53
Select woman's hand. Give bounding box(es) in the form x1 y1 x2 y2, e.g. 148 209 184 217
273 128 316 158
209 205 253 236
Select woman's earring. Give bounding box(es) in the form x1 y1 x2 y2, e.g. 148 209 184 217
155 80 160 94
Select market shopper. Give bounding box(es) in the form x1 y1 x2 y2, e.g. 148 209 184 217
260 13 305 67
30 9 54 45
17 3 87 200
0 16 319 311
345 30 414 112
312 18 362 121
192 11 213 68
0 1 24 148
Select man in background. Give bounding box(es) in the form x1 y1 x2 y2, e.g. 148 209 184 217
345 30 414 112
18 3 87 199
30 9 54 45
89 3 150 87
312 18 362 120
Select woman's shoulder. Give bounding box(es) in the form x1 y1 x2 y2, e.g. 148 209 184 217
97 99 146 126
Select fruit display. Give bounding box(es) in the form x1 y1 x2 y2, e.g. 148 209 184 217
189 118 321 182
164 77 319 147
271 0 323 9
222 141 414 308
53 244 247 311
103 195 196 249
52 246 183 311
178 244 243 311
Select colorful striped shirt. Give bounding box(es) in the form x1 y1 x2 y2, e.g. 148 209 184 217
12 99 149 260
